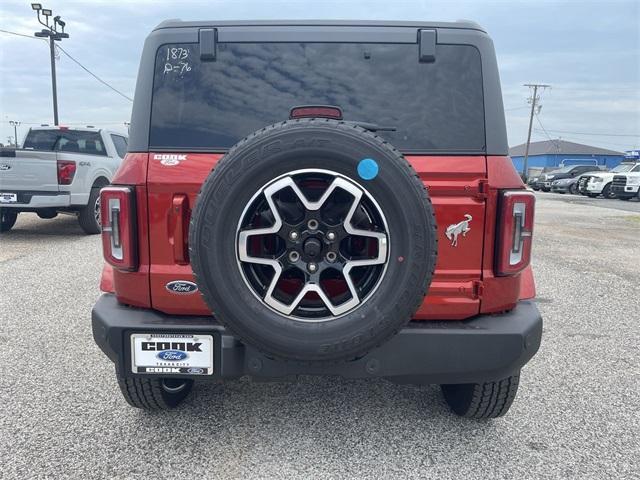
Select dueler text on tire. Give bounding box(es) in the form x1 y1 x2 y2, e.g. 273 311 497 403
190 119 437 363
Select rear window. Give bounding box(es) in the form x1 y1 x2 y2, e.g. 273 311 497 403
23 130 107 155
150 42 485 153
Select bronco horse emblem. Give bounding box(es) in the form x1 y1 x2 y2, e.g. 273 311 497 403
445 214 472 247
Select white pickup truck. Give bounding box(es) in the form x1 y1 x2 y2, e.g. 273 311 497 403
0 127 127 234
578 161 640 198
612 164 640 200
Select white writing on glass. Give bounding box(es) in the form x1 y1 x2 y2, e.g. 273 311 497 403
164 47 192 76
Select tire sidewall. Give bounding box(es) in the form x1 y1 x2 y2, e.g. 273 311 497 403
0 208 18 232
78 188 102 234
191 120 436 361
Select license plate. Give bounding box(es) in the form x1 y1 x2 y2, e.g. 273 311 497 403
0 193 17 203
131 333 214 375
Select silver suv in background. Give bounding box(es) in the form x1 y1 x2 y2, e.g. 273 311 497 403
0 127 127 234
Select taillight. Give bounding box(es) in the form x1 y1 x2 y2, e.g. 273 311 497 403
100 186 138 271
57 160 76 185
495 190 535 276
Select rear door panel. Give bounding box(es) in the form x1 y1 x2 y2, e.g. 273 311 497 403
409 156 487 319
147 153 222 314
147 153 487 320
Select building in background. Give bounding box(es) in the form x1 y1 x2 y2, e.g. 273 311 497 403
509 139 624 176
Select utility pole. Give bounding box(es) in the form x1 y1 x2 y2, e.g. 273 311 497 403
9 121 21 148
523 83 550 179
31 4 69 126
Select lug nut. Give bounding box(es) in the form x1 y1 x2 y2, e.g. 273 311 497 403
289 231 299 241
326 231 336 241
308 262 318 273
307 219 319 230
289 251 300 262
326 251 337 262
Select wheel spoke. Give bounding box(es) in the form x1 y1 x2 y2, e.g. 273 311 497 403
266 282 360 316
237 177 289 264
237 170 389 320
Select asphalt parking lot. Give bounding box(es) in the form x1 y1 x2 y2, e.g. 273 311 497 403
1 193 639 479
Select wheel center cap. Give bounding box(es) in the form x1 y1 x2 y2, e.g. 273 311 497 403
303 237 322 258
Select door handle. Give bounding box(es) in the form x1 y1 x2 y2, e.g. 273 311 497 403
170 194 189 264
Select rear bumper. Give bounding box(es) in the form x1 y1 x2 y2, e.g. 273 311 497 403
92 294 543 384
551 184 569 193
0 190 70 209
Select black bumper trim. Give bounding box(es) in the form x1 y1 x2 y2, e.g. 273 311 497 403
92 294 542 384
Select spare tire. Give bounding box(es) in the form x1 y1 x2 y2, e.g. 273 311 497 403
190 119 437 363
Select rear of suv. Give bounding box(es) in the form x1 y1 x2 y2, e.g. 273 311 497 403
92 20 542 418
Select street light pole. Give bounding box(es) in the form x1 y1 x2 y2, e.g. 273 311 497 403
48 34 59 125
31 3 69 126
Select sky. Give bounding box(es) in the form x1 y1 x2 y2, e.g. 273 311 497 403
0 0 638 152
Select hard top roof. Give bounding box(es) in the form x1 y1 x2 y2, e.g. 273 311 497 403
153 19 486 32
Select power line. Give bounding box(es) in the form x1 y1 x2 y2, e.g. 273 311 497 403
532 131 637 150
534 114 555 143
55 45 133 102
551 86 640 94
532 128 639 138
0 28 46 41
0 28 132 103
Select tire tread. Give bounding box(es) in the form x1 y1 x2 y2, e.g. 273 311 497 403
442 374 520 419
116 373 192 410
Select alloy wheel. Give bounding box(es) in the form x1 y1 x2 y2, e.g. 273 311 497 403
236 169 389 321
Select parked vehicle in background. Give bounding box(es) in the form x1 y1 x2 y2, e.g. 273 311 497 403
92 19 542 418
579 162 640 199
527 176 540 191
0 127 127 233
551 177 580 194
534 165 604 192
611 167 640 200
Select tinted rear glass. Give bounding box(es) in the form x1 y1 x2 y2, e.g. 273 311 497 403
23 130 107 155
150 43 485 153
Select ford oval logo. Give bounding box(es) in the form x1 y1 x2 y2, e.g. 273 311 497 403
157 350 188 361
165 280 198 295
187 367 204 374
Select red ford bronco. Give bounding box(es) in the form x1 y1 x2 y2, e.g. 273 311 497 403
92 20 542 418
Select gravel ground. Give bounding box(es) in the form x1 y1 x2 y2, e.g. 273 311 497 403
1 194 639 479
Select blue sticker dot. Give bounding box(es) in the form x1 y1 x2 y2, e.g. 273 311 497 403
357 158 379 180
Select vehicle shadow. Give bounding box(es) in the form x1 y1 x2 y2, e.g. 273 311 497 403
3 212 86 238
134 376 507 471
